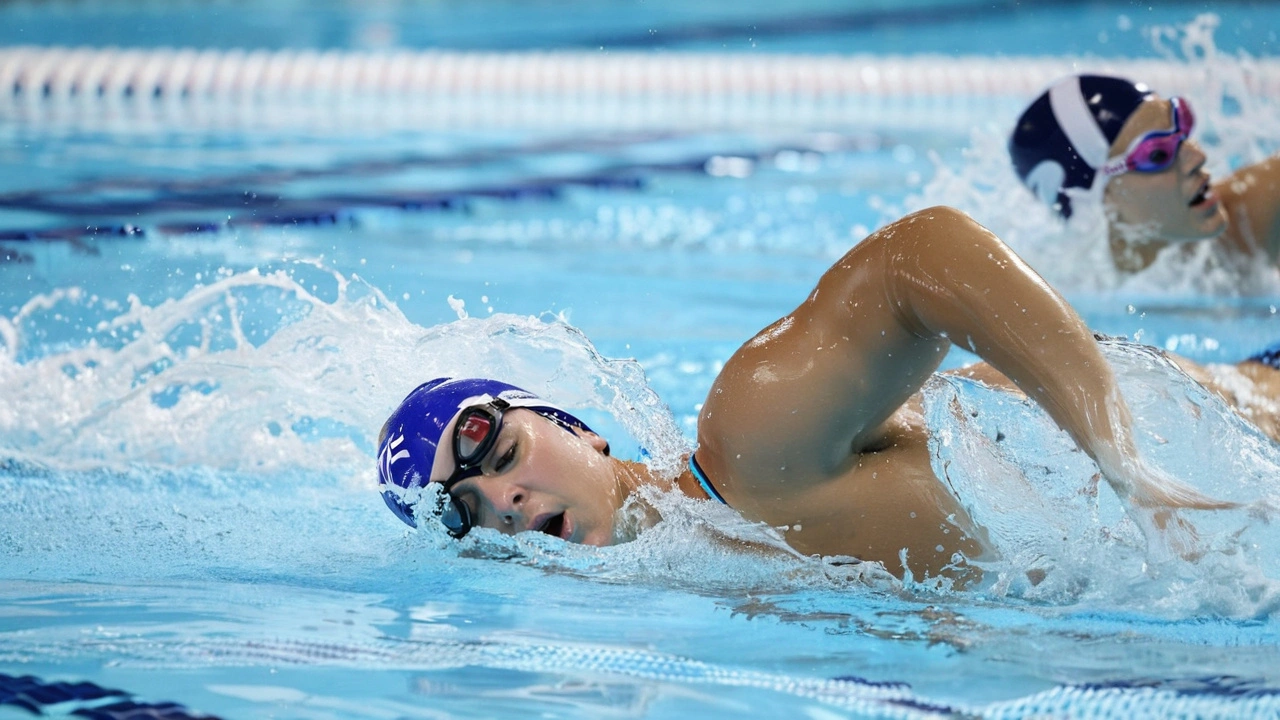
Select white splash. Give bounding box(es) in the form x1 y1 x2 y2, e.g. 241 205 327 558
923 339 1280 617
0 265 687 483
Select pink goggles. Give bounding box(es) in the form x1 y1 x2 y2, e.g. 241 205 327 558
1098 97 1195 180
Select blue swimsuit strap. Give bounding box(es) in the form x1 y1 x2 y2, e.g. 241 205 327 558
688 452 728 505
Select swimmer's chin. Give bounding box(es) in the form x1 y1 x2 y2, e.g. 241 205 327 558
546 509 644 547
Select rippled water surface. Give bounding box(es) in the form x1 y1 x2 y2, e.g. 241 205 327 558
4 3 1280 719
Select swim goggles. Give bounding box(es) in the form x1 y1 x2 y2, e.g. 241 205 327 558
1098 96 1195 181
433 397 511 538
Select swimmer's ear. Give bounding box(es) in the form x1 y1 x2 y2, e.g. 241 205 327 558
573 427 611 456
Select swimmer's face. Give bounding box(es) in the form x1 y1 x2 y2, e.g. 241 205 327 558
429 407 620 545
1103 96 1228 241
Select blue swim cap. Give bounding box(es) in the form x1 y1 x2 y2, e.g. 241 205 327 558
1009 74 1153 218
376 377 595 528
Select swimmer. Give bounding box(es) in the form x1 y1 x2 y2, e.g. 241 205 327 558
376 207 1279 580
1010 74 1280 273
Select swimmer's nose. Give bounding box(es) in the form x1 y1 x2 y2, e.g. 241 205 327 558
1180 138 1207 174
490 482 527 529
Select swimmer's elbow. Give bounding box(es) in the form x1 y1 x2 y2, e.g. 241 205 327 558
901 205 979 229
880 206 997 260
877 207 1023 331
910 204 972 224
876 207 999 278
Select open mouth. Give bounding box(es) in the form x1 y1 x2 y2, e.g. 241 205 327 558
536 512 566 538
1189 179 1210 207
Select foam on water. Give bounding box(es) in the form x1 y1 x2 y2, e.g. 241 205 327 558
903 14 1280 296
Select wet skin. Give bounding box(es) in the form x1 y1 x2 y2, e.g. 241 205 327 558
437 400 985 579
443 355 1280 580
439 208 1280 582
1105 96 1280 271
430 407 628 547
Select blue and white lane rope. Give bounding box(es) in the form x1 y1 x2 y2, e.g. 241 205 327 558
6 635 1280 719
3 47 1277 132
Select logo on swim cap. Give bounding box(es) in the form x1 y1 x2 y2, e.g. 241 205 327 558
1025 160 1068 210
375 377 594 529
1009 74 1152 218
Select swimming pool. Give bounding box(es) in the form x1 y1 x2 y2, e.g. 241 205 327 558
3 2 1280 718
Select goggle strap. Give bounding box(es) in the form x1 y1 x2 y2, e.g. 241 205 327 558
457 392 589 433
1098 159 1130 178
1094 97 1193 188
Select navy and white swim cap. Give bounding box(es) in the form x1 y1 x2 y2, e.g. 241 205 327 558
376 377 595 528
1009 74 1153 218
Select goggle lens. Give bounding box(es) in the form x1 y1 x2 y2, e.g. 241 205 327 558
434 400 508 538
1128 139 1179 172
455 412 495 464
1123 97 1194 173
438 493 474 538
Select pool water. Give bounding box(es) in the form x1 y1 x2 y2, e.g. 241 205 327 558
3 3 1280 719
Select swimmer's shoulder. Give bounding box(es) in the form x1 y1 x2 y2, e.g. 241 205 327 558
1216 155 1280 259
699 400 933 518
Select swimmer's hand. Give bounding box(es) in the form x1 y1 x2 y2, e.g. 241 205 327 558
1082 397 1233 564
1094 457 1231 564
1096 452 1236 511
1135 507 1204 564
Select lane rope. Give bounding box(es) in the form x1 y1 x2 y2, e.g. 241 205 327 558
3 46 1276 130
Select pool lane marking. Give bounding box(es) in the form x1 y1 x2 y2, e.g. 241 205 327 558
0 140 866 244
0 130 685 209
0 671 224 720
582 0 1042 50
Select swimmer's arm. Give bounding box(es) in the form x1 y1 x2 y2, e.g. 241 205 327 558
700 206 1221 512
869 207 1224 510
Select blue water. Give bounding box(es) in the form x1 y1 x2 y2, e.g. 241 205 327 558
1 0 1277 56
4 3 1280 719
